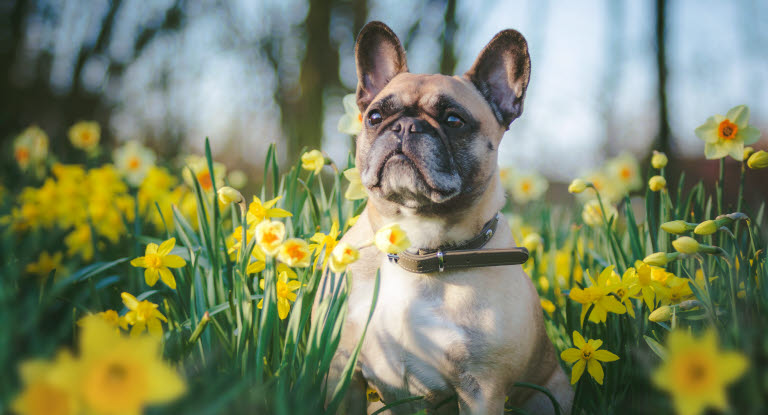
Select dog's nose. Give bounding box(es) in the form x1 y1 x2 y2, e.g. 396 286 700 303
390 118 432 135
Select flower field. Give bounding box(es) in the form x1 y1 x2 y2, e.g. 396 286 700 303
2 99 767 415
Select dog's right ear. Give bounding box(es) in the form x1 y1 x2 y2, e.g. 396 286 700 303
355 21 408 112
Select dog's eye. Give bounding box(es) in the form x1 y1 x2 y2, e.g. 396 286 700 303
368 110 383 125
446 114 464 128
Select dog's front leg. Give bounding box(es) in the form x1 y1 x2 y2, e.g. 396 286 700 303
325 348 368 414
456 374 506 415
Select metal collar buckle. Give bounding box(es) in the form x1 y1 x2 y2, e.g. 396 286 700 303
436 250 445 272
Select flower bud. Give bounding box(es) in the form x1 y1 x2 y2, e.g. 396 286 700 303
643 252 679 267
568 179 587 194
694 220 718 235
648 175 666 192
217 186 244 205
660 220 695 235
522 233 543 252
651 151 668 169
649 305 673 322
743 146 755 161
747 150 768 170
672 236 700 254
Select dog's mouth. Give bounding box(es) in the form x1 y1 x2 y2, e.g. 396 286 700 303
363 145 461 206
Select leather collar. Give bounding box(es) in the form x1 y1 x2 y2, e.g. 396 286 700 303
386 213 529 274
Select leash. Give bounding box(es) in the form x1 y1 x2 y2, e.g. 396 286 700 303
386 213 529 274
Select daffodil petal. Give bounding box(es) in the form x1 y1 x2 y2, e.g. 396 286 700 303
560 348 581 363
146 243 159 255
147 318 163 337
257 298 263 309
740 125 761 146
573 331 586 349
145 268 160 287
159 268 176 289
277 297 290 320
130 257 147 267
570 359 586 384
121 292 139 309
588 339 603 350
593 350 620 362
587 358 604 384
726 105 749 128
163 255 186 268
157 238 176 256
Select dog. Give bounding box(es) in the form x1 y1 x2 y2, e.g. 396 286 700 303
316 21 573 414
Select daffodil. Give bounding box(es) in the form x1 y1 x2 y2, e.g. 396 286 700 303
672 236 700 254
626 261 669 309
652 329 747 415
651 150 668 169
695 105 761 160
121 292 168 337
78 317 186 414
301 150 325 174
329 242 360 273
64 224 94 261
217 186 244 205
522 232 542 252
14 126 49 172
660 276 694 305
568 266 626 323
277 238 312 268
25 251 65 282
182 155 226 193
130 238 187 289
581 169 622 203
113 140 156 186
747 150 768 169
509 170 548 204
581 199 618 227
245 195 292 225
606 153 642 193
258 271 302 319
661 220 696 235
540 299 556 315
343 167 368 200
68 121 100 152
567 179 587 194
560 331 619 385
78 310 129 333
608 268 639 318
309 221 340 268
374 223 411 254
648 175 666 192
12 350 80 415
338 93 363 135
255 220 286 256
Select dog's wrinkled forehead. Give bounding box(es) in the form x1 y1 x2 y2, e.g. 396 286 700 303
368 73 501 134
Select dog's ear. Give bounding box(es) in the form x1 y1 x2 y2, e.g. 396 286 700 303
355 21 408 112
464 29 531 128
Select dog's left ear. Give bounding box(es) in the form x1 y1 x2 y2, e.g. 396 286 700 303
464 30 531 129
355 21 409 112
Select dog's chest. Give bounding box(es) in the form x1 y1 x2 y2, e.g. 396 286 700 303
360 260 484 403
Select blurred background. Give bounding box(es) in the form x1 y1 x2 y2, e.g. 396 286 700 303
2 0 767 186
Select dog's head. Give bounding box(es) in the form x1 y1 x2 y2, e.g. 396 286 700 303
353 21 531 215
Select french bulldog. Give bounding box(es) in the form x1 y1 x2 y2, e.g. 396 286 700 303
316 21 573 414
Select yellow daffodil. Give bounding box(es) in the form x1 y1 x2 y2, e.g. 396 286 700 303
643 252 680 267
130 238 187 289
121 292 168 337
581 169 622 203
343 167 368 200
626 261 669 309
695 105 761 160
651 150 668 169
607 153 642 193
661 220 696 235
258 271 302 319
246 257 267 274
25 251 65 282
277 238 311 268
374 223 411 254
12 350 80 415
329 242 360 273
607 268 639 319
568 266 626 324
68 121 100 152
661 277 694 305
245 195 292 225
13 126 49 172
522 232 542 252
672 237 700 254
217 186 244 205
694 220 718 235
581 199 618 227
182 155 226 193
338 93 363 135
113 140 156 186
648 175 666 192
747 150 768 169
652 329 747 415
301 150 325 174
309 221 340 268
560 331 619 385
64 224 94 261
78 317 186 414
649 305 674 322
568 179 587 194
540 298 556 315
78 310 129 332
509 171 548 204
255 220 286 256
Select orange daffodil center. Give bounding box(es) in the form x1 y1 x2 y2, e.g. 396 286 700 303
717 119 738 140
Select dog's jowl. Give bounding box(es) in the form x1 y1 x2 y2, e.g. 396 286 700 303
314 21 574 415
